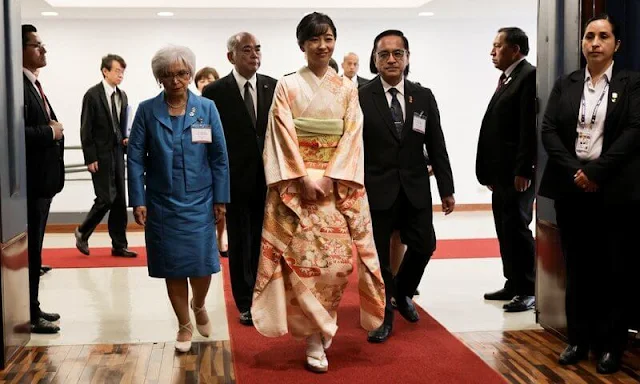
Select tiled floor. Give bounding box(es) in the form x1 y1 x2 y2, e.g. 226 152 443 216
31 211 539 347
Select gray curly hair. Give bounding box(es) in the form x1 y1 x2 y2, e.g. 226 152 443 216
151 45 196 82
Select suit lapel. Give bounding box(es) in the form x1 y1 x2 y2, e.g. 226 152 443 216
182 90 200 132
24 75 49 119
568 70 585 125
119 91 128 134
371 77 401 141
486 60 527 112
152 92 173 131
401 80 415 141
97 84 114 129
605 71 625 121
256 74 270 131
226 72 255 131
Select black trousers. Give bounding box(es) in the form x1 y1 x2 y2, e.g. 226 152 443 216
555 195 637 354
226 188 266 313
370 188 435 325
491 183 535 295
27 197 52 322
78 147 127 249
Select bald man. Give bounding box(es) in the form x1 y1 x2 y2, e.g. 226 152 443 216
341 52 370 87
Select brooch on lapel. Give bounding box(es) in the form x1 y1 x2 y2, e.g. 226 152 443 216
263 84 269 89
504 76 513 86
408 96 413 104
189 107 196 117
611 92 618 103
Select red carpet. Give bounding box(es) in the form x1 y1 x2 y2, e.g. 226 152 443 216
41 238 499 269
222 259 506 384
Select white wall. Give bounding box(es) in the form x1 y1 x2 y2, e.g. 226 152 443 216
24 13 537 212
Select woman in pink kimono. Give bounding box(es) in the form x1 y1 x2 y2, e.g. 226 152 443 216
251 12 385 373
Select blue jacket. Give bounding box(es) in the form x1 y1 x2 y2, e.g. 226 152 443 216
127 90 230 207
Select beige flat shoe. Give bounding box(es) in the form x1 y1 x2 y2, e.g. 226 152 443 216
175 322 193 353
190 299 212 337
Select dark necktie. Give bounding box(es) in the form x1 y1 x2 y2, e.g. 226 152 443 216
34 80 51 119
495 73 507 93
389 87 404 137
244 82 257 127
111 91 123 145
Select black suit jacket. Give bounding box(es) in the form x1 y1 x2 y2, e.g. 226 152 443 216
360 76 454 210
476 59 537 186
80 82 128 164
202 72 277 202
357 76 370 88
80 82 128 201
23 74 65 199
538 68 640 202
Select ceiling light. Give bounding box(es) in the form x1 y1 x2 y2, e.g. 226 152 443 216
41 11 59 16
157 11 174 17
418 11 434 16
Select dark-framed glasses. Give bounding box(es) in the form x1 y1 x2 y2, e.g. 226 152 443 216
376 49 407 60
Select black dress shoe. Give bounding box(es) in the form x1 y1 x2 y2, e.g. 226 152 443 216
239 311 253 326
112 248 138 258
396 296 419 322
597 352 621 374
503 295 535 312
40 311 60 322
484 287 515 301
367 324 392 343
220 250 228 258
75 227 90 255
31 318 60 334
558 345 589 365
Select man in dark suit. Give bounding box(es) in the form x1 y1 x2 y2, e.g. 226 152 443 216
202 32 276 326
475 27 537 313
22 24 64 334
75 55 137 258
341 52 370 87
360 29 455 343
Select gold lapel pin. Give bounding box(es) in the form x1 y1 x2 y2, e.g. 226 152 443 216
408 96 413 104
611 92 618 103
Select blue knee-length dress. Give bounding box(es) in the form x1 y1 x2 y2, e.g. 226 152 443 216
145 115 219 278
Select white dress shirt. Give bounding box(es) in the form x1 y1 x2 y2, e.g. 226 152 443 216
232 68 257 117
103 79 122 119
381 76 406 121
575 62 614 160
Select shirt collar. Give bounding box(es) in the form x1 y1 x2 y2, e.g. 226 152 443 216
102 79 118 97
23 68 38 85
585 61 614 83
381 76 405 96
504 57 526 78
232 68 257 92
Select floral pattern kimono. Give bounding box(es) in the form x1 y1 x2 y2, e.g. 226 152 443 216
251 67 385 340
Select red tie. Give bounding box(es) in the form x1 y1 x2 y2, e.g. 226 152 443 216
34 79 51 119
495 73 507 93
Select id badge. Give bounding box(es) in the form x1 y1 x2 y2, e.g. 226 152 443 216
191 122 212 143
576 130 591 153
412 112 426 134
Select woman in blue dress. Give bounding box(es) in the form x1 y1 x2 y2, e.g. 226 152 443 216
127 45 230 352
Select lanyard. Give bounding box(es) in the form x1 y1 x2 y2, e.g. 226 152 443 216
580 80 609 128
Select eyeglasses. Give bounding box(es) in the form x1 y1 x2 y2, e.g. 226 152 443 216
160 70 191 82
25 43 46 50
376 49 407 60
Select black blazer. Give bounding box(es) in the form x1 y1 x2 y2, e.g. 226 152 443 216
202 72 277 202
23 74 65 199
357 76 370 88
80 82 128 165
476 59 537 186
360 76 454 210
538 68 640 202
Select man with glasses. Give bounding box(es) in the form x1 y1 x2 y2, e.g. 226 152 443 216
202 32 276 326
75 55 137 259
22 24 65 334
360 29 455 343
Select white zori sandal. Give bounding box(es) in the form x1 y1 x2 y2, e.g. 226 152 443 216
305 333 328 373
